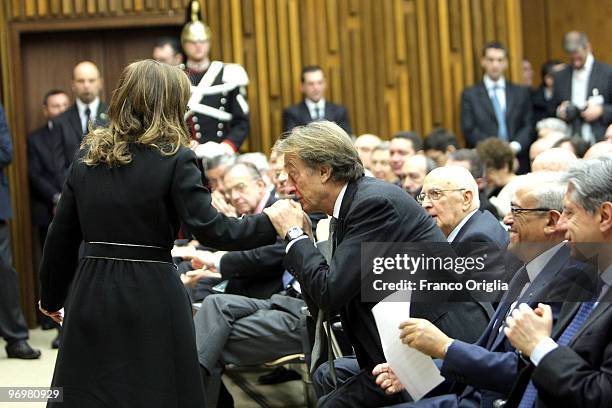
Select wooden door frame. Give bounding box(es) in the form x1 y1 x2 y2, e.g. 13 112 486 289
2 13 184 325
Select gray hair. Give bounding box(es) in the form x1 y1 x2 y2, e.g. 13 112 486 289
275 121 364 182
563 31 589 53
425 156 438 174
528 172 568 212
202 154 235 172
237 152 269 172
372 141 390 155
224 162 263 181
536 118 570 135
564 157 612 213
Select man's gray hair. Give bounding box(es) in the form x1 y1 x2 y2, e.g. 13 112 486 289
564 157 612 213
224 162 263 181
275 121 364 182
371 141 390 154
237 152 269 172
535 117 570 136
563 31 589 53
203 154 235 172
528 172 568 212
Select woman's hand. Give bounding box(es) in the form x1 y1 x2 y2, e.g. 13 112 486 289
39 302 64 324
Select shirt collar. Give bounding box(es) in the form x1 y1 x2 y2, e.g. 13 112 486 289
578 53 595 74
76 97 100 117
47 120 54 131
332 183 349 219
600 264 612 287
447 208 478 243
254 188 272 215
483 75 506 90
525 242 565 282
305 98 325 110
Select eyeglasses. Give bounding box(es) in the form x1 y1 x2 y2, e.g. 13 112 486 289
416 188 465 204
510 206 553 215
225 182 249 196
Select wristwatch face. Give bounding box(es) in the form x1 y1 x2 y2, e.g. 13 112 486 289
286 226 304 241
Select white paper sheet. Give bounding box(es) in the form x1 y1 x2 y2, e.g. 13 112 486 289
372 291 444 401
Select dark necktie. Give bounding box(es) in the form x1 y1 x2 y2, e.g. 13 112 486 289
517 300 597 408
83 106 92 135
490 85 508 141
315 106 323 120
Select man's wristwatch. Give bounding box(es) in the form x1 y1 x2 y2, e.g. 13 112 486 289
285 226 306 243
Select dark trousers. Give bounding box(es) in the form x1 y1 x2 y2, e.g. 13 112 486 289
313 356 405 407
0 223 29 344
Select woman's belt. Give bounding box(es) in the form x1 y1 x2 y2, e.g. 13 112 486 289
83 242 174 265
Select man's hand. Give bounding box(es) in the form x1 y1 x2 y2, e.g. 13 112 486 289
180 269 221 288
263 199 305 238
399 318 453 359
187 250 223 272
372 363 405 395
211 191 238 217
504 303 553 357
581 102 604 122
557 100 570 120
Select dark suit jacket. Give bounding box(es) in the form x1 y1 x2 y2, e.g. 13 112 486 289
436 246 596 408
52 102 109 181
220 192 285 299
461 81 534 173
552 60 612 141
0 105 13 221
284 177 490 370
283 101 352 135
531 86 557 126
504 273 608 408
27 124 63 227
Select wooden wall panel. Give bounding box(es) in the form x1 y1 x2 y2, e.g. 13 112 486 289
522 0 612 87
1 0 524 323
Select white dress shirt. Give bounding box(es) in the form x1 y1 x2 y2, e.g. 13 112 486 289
483 75 506 112
305 98 326 120
75 97 100 133
571 53 595 143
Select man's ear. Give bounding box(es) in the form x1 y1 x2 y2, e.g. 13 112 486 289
544 210 562 234
599 202 612 234
463 190 474 209
320 165 332 183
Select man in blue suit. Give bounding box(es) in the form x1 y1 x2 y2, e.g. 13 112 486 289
373 172 594 407
0 104 41 359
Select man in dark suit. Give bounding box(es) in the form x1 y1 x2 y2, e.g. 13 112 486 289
372 172 595 408
180 162 285 301
263 121 491 407
0 104 41 359
552 31 612 145
283 66 352 134
504 158 612 408
461 41 533 174
52 61 108 181
27 89 70 347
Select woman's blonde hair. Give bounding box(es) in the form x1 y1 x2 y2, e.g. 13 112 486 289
82 59 191 167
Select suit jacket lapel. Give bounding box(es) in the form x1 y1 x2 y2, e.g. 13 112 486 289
569 285 612 342
324 103 334 120
505 83 515 122
68 105 82 137
335 178 361 244
452 210 481 243
300 101 313 122
586 61 601 99
477 83 497 121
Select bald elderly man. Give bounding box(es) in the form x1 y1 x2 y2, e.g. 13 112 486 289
52 61 109 181
418 166 507 244
531 147 578 172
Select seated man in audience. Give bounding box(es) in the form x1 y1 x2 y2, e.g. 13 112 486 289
179 162 285 301
535 117 570 139
354 133 381 171
237 152 273 189
584 140 612 159
194 291 306 407
552 136 590 158
373 172 594 408
371 143 398 183
401 154 437 198
423 129 458 166
389 131 422 181
504 158 612 408
531 147 578 172
446 149 498 218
